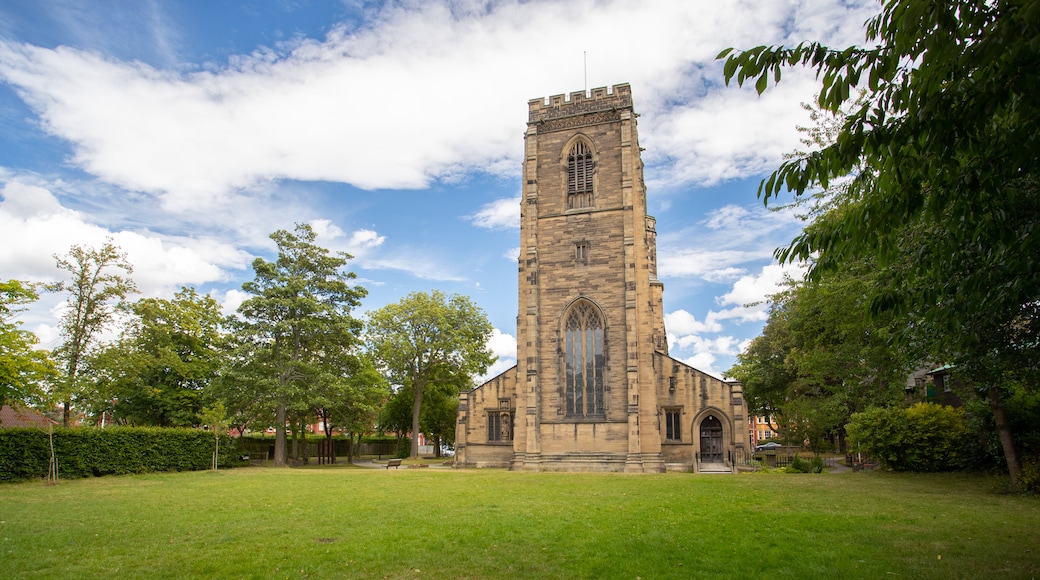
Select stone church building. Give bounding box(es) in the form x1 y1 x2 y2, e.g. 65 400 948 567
455 84 746 472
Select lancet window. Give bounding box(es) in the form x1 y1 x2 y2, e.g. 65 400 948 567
567 140 594 209
564 299 605 418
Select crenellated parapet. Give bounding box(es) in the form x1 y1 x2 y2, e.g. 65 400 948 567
528 84 633 132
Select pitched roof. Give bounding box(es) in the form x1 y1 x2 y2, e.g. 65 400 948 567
0 404 57 428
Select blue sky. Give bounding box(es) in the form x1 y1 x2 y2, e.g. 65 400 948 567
0 0 878 380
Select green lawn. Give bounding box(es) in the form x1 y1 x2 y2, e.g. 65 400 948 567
1 466 1037 578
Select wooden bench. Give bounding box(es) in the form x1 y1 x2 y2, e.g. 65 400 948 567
386 458 402 469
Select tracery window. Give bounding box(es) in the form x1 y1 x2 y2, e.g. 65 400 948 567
567 140 594 209
564 300 604 418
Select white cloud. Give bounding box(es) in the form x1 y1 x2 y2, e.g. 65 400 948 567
487 328 518 359
664 309 723 335
682 352 721 378
361 253 468 282
478 328 517 384
0 1 878 211
0 175 250 310
718 263 803 309
658 204 803 282
467 196 520 230
216 288 250 316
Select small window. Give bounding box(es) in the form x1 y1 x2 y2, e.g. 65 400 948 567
942 375 952 392
664 408 682 441
575 242 588 262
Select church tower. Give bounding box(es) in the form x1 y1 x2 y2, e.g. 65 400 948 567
457 84 745 473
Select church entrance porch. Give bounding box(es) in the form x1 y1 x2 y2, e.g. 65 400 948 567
699 415 724 463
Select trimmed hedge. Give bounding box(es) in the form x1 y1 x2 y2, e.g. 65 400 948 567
847 403 975 472
0 427 241 483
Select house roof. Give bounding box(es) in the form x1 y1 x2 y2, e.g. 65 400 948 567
0 404 57 428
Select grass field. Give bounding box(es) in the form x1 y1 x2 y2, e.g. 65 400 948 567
1 465 1038 579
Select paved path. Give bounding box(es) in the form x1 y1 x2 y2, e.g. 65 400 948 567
353 459 453 469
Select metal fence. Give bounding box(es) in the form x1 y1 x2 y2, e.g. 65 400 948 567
744 454 840 469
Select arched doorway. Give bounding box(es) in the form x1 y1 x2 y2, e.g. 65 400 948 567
700 415 724 463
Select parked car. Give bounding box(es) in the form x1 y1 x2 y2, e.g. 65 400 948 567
440 445 455 457
755 442 783 452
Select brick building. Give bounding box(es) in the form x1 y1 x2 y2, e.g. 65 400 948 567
455 84 746 472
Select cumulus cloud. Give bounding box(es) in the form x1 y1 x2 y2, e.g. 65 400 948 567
665 309 723 335
478 328 517 384
719 264 787 306
0 177 249 292
664 261 805 377
0 0 877 211
467 196 520 230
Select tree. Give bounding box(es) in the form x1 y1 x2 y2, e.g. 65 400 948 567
730 261 911 453
366 290 494 459
311 354 389 463
379 384 415 456
0 280 55 408
88 287 226 427
212 321 279 438
420 367 467 457
721 0 1040 488
200 401 229 470
236 224 366 466
51 239 137 426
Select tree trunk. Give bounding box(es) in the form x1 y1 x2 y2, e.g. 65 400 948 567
63 401 71 428
411 381 424 459
988 385 1021 491
274 403 287 467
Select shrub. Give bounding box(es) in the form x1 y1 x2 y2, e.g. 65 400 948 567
847 403 973 472
0 427 242 482
810 455 824 473
1020 456 1040 494
395 437 411 459
789 455 810 473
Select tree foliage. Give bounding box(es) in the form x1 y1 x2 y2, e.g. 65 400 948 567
0 280 55 408
310 354 389 463
847 403 975 472
366 290 493 459
729 261 911 452
51 239 137 426
721 0 1039 486
235 224 366 466
88 287 226 427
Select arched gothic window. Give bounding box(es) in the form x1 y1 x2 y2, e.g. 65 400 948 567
564 300 604 417
567 140 594 209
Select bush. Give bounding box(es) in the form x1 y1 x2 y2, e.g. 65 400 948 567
789 455 811 473
1020 456 1040 494
395 437 411 459
810 455 824 473
0 427 242 482
847 403 973 472
785 455 824 474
